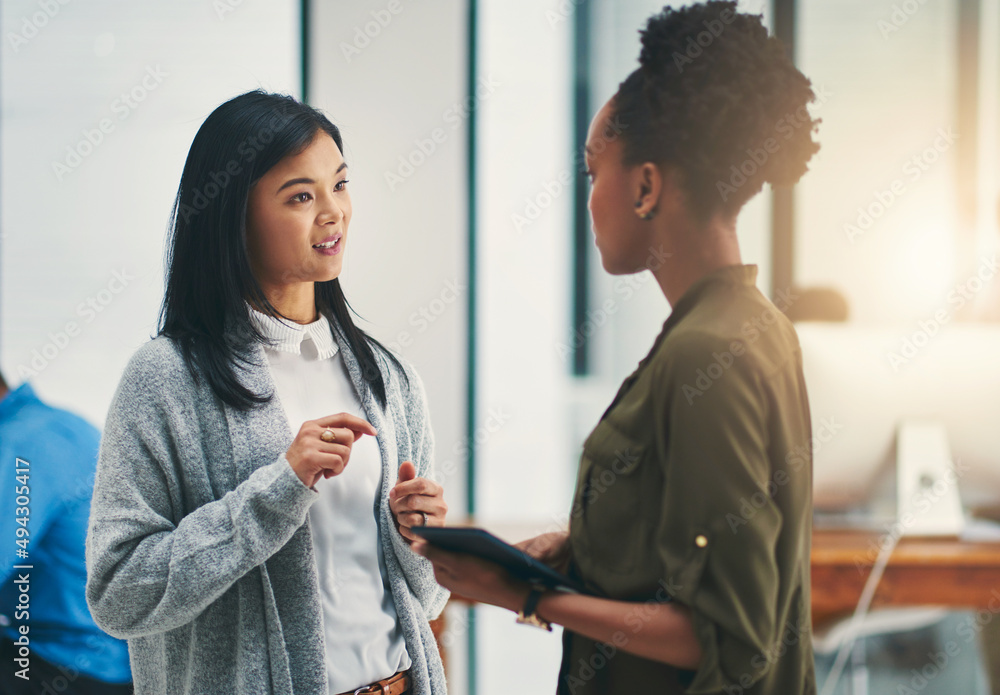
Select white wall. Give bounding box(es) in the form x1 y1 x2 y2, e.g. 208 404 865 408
309 0 469 518
473 1 574 691
0 0 301 424
474 0 574 524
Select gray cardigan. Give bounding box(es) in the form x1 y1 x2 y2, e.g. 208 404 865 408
84 316 450 694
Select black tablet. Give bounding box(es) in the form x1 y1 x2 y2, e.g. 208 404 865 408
411 526 596 595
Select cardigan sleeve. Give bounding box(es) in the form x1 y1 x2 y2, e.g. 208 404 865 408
386 356 451 621
84 341 319 639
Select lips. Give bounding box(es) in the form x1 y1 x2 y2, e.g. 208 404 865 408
312 234 342 249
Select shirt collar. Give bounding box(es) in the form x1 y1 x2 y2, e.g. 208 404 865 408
640 264 760 366
0 382 39 420
245 302 339 360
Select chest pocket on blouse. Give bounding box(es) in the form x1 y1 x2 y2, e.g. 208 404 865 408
572 419 650 579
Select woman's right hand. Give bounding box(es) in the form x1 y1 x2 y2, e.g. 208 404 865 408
515 531 570 574
285 413 378 488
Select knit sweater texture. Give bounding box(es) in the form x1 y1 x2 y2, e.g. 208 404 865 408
84 316 450 694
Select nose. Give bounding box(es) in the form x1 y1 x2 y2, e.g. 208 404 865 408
316 191 345 225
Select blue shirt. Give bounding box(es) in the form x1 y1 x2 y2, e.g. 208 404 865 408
0 382 131 684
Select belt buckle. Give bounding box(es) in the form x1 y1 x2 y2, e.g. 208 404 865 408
352 670 404 695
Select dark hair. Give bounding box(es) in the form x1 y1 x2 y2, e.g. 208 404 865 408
612 1 821 220
157 89 408 412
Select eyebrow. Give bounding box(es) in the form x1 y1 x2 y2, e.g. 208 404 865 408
275 162 348 193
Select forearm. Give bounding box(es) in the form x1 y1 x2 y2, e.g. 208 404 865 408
534 591 703 669
86 453 316 638
414 534 701 668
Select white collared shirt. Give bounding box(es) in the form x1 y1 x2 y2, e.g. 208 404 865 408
245 302 410 694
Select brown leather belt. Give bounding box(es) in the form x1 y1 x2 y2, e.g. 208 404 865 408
336 670 411 695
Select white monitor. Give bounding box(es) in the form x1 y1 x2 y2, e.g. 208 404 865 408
795 322 1000 514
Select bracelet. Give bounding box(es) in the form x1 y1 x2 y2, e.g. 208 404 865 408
515 586 552 631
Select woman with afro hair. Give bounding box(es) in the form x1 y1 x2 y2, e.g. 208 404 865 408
415 2 821 693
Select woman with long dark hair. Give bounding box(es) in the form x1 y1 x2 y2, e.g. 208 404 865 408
85 90 449 695
415 3 820 693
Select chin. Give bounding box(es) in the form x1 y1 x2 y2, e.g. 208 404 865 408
598 254 630 276
321 257 345 278
594 236 626 275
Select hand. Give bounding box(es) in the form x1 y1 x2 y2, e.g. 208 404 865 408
285 413 377 488
389 461 447 543
412 539 529 612
515 531 570 574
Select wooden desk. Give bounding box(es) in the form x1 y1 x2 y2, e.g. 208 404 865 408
811 529 1000 627
429 527 1000 678
434 527 1000 624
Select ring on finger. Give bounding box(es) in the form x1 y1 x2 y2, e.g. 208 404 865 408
320 428 337 443
420 511 429 526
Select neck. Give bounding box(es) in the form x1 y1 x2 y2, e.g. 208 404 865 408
251 282 319 324
652 212 742 307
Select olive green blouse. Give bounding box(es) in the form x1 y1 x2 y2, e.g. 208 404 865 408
557 264 816 695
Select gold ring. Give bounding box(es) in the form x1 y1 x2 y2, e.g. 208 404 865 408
320 428 337 443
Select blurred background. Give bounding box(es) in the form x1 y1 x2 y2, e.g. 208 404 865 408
2 0 1000 693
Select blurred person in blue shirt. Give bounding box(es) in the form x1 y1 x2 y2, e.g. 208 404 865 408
0 371 132 694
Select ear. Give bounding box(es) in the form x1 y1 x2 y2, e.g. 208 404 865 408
632 162 663 218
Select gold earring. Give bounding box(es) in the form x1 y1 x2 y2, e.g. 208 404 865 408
637 209 654 220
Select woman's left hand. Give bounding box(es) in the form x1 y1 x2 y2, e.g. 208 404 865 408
411 539 529 612
390 461 448 542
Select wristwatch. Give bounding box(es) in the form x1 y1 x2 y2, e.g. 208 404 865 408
516 586 552 631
